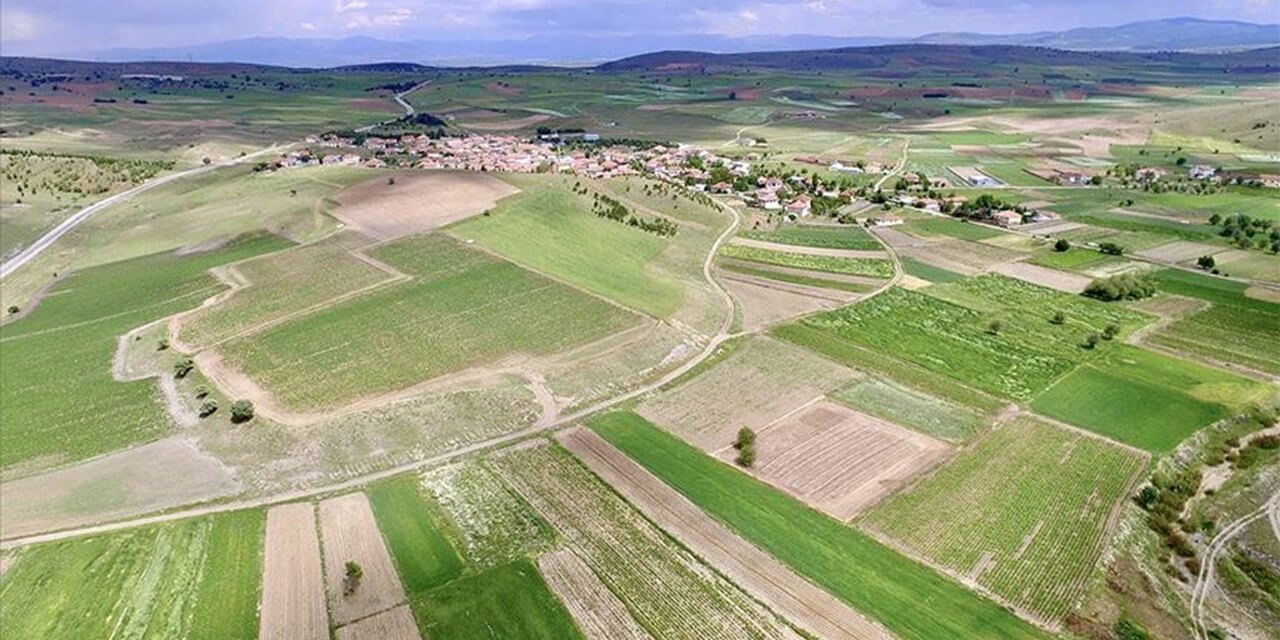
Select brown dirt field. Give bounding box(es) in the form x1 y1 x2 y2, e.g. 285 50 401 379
990 261 1091 293
445 108 505 120
318 492 407 625
723 400 952 519
331 171 519 240
260 503 328 640
335 605 421 640
463 114 552 131
1130 295 1209 320
1020 220 1086 236
558 428 893 640
897 274 935 290
728 237 887 259
902 239 1022 274
539 550 654 640
721 272 852 332
720 259 886 287
1133 241 1225 264
347 98 401 114
0 437 241 539
871 226 932 250
1245 285 1280 303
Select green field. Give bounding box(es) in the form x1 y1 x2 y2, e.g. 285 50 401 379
1028 247 1125 272
0 510 264 640
219 234 637 410
740 224 882 250
1145 269 1280 374
900 257 966 283
862 416 1146 622
903 217 1005 241
719 244 894 278
830 378 985 442
452 184 685 318
720 261 874 292
367 476 465 594
589 411 1049 640
414 559 584 640
0 234 290 470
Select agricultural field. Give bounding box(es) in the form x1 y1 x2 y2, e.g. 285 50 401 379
1143 269 1280 375
216 233 637 411
367 477 465 593
861 416 1147 625
830 377 987 443
415 559 584 640
902 217 1004 241
421 460 557 569
720 243 894 278
740 224 882 250
0 510 265 640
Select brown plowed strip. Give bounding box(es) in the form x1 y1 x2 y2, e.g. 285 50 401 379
335 605 421 640
539 550 654 640
729 237 888 260
558 428 893 640
318 493 408 625
260 503 328 640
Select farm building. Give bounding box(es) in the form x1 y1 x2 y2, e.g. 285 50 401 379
874 214 904 226
991 210 1023 228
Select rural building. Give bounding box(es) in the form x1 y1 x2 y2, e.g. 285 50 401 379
874 214 904 226
991 210 1023 228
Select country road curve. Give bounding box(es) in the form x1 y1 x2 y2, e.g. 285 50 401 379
0 145 286 280
1190 491 1280 640
356 80 430 133
0 187 742 549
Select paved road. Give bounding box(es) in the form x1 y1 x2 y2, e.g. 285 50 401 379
355 81 430 133
0 146 283 280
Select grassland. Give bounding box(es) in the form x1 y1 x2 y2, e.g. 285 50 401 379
900 257 966 283
367 476 465 594
414 559 585 640
720 244 894 278
0 510 264 640
589 411 1049 640
0 233 290 471
452 183 684 318
830 378 985 443
218 234 637 410
861 416 1146 623
741 224 882 250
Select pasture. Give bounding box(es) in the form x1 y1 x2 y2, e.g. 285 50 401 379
216 233 637 411
421 461 557 569
862 415 1146 624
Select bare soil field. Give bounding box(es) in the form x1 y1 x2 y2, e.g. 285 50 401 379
637 336 859 451
0 437 241 539
318 492 408 625
539 550 654 640
721 272 853 332
464 114 552 131
728 237 887 259
335 605 421 640
1133 241 1225 264
1245 285 1280 303
871 227 932 250
720 259 886 287
1020 220 1086 236
332 172 519 240
559 428 893 640
990 261 1091 293
724 400 952 519
260 503 328 640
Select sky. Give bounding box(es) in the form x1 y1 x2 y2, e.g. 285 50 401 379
1 0 1277 56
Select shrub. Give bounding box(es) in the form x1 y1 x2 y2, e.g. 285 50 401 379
156 338 169 351
1099 242 1125 256
1196 255 1216 270
229 399 255 423
736 442 756 467
198 399 218 418
1102 323 1119 340
194 385 210 399
173 357 195 379
1053 239 1070 252
6 305 18 314
1083 332 1101 349
735 426 756 450
1050 310 1066 325
986 319 1003 335
1135 485 1159 509
1083 273 1156 301
343 560 363 596
1114 617 1152 640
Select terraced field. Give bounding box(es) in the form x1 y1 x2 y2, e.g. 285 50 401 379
862 415 1146 625
217 234 638 410
720 244 894 278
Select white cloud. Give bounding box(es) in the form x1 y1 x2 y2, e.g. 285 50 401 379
0 8 39 41
335 0 369 12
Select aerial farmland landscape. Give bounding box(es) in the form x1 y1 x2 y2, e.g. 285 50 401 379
0 1 1278 639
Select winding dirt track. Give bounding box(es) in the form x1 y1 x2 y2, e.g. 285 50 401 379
1189 491 1280 640
558 427 893 640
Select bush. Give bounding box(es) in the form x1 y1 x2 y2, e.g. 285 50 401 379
1102 323 1119 340
1114 617 1153 640
735 426 756 449
6 305 18 314
1083 332 1101 349
986 319 1003 335
1083 273 1157 301
229 399 255 423
173 357 195 379
1053 238 1070 252
156 338 169 351
736 442 756 467
1050 310 1066 325
194 385 210 399
1196 255 1216 270
1099 242 1125 256
343 560 363 596
198 399 218 418
1135 485 1159 509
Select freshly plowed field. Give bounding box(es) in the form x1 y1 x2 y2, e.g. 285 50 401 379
318 493 407 625
259 503 327 640
730 400 953 519
335 606 421 640
332 171 519 240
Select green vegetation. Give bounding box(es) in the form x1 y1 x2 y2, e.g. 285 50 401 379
454 185 684 317
0 233 290 470
219 234 637 410
1145 269 1280 374
720 244 893 278
830 378 985 442
0 511 264 640
1029 248 1123 272
413 559 584 640
367 476 465 593
1083 273 1157 301
720 262 873 292
422 461 557 569
900 257 966 283
589 411 1049 640
741 224 881 250
905 217 1004 241
863 416 1146 622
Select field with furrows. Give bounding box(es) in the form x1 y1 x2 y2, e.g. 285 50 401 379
494 442 803 640
829 378 986 443
741 225 882 250
720 244 894 278
862 416 1146 624
421 460 557 568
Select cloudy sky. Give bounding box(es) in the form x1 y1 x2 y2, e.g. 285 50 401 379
1 0 1276 55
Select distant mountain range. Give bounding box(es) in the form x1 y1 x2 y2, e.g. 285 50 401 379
61 18 1280 67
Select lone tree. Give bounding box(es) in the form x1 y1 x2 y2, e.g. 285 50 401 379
198 399 218 418
6 305 18 315
1050 310 1066 325
986 319 1004 335
1196 255 1216 270
173 357 195 379
343 560 363 596
736 442 756 468
1053 238 1071 252
735 427 756 450
229 399 255 424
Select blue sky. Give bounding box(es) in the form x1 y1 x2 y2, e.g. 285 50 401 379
1 0 1276 55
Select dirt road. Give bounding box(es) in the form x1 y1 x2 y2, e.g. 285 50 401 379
1190 491 1280 640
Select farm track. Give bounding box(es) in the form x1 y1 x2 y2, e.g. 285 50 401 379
558 427 893 640
1190 491 1280 640
355 81 430 133
0 189 742 549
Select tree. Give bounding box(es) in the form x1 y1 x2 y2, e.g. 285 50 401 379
735 427 756 450
736 442 756 468
230 399 255 423
1050 310 1066 325
198 399 218 418
156 338 169 351
174 357 195 379
986 319 1003 335
1083 273 1157 302
387 176 396 186
1099 242 1125 256
1135 485 1160 509
728 90 737 101
1053 238 1070 252
6 305 18 314
1083 332 1101 349
1196 255 1216 270
343 560 364 596
1103 323 1120 340
202 157 211 165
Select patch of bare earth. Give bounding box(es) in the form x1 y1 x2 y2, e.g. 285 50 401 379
1020 220 1086 236
724 400 952 519
558 428 893 640
335 605 420 640
539 550 654 640
463 114 552 131
1245 285 1280 303
260 503 328 640
331 171 519 240
1133 241 1225 263
991 261 1091 293
727 237 887 259
0 437 240 539
318 492 407 625
721 272 855 331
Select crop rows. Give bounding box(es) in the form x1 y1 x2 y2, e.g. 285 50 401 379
720 244 894 278
1149 305 1280 375
741 224 882 250
421 460 556 569
494 442 800 640
862 416 1145 623
829 378 984 443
